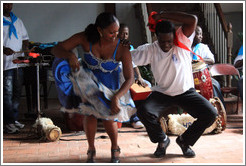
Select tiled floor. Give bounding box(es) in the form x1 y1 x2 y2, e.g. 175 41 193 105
2 99 245 164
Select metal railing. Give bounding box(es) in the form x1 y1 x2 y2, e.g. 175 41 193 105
200 3 228 64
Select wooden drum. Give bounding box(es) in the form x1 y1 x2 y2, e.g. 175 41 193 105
192 61 214 100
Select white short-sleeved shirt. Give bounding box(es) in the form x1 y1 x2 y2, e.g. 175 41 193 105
131 27 195 96
3 16 29 71
234 45 243 70
192 43 215 63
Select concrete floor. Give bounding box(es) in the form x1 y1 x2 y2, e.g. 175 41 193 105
2 98 245 164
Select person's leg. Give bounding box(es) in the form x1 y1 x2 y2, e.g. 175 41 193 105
130 113 144 129
137 91 172 143
137 91 172 157
176 88 217 146
83 115 97 162
238 76 243 100
103 120 120 162
3 70 15 124
12 68 24 121
211 78 226 108
173 88 217 157
3 69 21 133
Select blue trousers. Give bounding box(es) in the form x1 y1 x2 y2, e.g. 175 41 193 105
137 88 217 146
212 78 226 108
238 76 243 100
3 68 23 124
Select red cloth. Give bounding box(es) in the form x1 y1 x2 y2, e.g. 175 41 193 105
147 11 163 32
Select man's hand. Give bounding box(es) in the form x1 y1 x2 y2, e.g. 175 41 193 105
135 78 148 87
192 60 200 64
3 47 14 55
120 39 131 50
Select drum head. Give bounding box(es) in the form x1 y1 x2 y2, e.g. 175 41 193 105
192 61 207 73
209 97 227 131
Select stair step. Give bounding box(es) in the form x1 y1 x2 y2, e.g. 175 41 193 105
227 114 243 119
227 119 243 123
226 114 243 125
226 122 243 128
224 96 238 102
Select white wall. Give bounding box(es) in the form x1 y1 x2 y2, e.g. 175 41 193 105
13 3 144 46
11 2 144 99
13 3 104 43
116 3 144 48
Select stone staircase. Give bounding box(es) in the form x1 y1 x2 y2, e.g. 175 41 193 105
224 95 243 129
226 114 243 129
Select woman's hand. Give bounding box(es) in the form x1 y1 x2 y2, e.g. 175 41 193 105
110 95 120 115
68 54 80 72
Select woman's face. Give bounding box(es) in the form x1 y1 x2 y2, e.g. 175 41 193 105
99 21 120 42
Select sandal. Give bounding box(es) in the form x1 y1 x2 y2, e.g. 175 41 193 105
111 146 121 163
86 149 96 163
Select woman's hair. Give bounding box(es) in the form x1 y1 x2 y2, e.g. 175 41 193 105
85 12 119 44
155 20 176 37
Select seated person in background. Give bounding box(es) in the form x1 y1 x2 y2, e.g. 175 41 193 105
118 23 151 129
191 26 215 65
234 45 243 100
191 25 225 108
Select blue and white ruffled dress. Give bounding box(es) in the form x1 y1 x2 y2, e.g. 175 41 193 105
68 40 136 122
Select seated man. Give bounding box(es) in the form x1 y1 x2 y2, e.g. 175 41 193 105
191 25 225 108
234 45 243 100
118 23 151 129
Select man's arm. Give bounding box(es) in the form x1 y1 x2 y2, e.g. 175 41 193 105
203 58 215 65
153 11 198 37
234 59 243 69
134 67 148 87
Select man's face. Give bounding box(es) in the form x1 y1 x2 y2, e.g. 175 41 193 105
118 27 129 40
194 27 203 44
157 32 174 52
3 3 13 16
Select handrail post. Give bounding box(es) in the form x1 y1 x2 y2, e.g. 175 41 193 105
227 22 233 87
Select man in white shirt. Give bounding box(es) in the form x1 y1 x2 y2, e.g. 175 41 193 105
131 11 217 158
191 26 215 65
3 3 29 134
234 45 243 99
191 25 225 108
